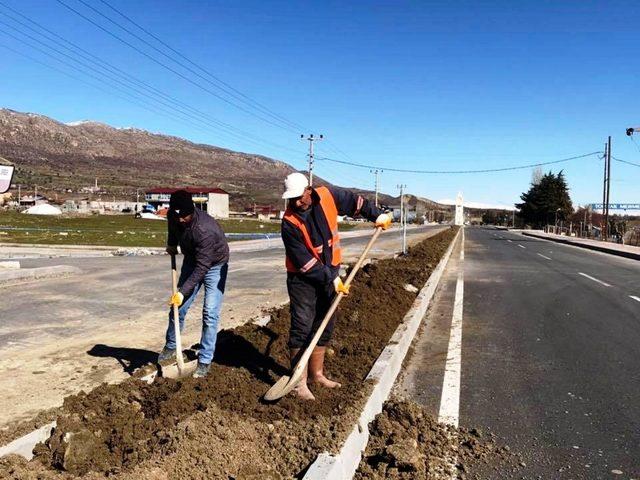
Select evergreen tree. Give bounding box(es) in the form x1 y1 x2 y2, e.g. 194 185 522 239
516 171 573 228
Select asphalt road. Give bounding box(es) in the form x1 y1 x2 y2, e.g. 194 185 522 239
0 224 444 428
401 227 640 479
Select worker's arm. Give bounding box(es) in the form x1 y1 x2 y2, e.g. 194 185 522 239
329 187 382 221
282 220 336 284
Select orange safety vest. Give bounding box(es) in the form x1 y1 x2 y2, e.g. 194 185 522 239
283 186 342 273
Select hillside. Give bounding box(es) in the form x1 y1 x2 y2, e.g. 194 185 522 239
0 108 445 212
0 109 303 208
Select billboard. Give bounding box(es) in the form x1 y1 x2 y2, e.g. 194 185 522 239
0 165 14 193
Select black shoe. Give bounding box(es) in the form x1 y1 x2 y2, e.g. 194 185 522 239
193 362 210 378
158 346 176 363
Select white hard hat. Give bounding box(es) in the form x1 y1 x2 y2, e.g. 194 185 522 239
282 172 309 199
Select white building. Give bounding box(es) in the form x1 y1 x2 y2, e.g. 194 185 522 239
145 187 229 219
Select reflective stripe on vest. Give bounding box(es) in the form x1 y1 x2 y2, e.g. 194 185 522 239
283 186 342 273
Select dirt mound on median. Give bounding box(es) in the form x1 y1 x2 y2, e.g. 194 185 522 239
1 228 457 479
355 399 513 479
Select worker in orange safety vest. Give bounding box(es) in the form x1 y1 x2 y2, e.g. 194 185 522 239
281 172 392 400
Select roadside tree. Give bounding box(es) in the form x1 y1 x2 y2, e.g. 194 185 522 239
516 171 573 228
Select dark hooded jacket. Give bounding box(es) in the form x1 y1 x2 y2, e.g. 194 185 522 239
168 208 229 296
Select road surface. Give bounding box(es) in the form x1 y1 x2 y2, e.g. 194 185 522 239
0 225 444 429
400 227 639 478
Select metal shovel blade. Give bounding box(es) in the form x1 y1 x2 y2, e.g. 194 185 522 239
263 375 296 401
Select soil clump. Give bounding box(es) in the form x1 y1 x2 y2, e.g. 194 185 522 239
0 228 457 479
355 399 514 479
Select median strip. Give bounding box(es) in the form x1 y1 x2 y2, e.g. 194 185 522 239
0 229 460 479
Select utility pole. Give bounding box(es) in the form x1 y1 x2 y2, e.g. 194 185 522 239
301 134 323 186
17 184 21 206
602 141 608 240
605 135 612 241
397 184 407 254
371 169 382 207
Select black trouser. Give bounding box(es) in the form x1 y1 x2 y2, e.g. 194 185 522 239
287 272 337 349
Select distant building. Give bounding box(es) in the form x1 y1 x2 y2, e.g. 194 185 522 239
145 187 229 219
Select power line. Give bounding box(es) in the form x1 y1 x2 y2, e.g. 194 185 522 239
0 23 269 150
316 152 603 174
0 3 307 160
58 0 370 171
56 0 300 134
611 156 640 168
97 0 306 133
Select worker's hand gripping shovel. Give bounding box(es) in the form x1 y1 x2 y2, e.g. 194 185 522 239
170 254 185 374
264 226 383 401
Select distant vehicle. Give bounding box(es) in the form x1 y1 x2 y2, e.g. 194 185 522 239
141 204 156 213
122 207 132 213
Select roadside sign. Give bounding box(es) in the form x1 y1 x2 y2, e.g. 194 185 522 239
0 165 14 193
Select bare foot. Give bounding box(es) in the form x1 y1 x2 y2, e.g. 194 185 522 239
293 381 316 400
310 374 341 389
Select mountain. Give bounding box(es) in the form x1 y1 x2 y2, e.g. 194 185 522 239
0 108 444 211
0 109 304 208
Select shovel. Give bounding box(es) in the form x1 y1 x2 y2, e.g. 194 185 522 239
170 254 185 374
264 226 383 401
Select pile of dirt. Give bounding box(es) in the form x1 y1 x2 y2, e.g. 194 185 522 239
355 400 513 479
0 228 457 479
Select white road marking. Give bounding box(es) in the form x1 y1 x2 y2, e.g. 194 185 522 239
229 267 247 273
507 239 513 243
629 295 640 303
460 229 465 260
537 253 552 260
578 272 611 287
439 258 464 427
518 244 526 249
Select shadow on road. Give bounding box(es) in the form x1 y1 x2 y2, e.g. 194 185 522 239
87 344 158 375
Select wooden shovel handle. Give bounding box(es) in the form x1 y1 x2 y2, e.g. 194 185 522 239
170 254 185 372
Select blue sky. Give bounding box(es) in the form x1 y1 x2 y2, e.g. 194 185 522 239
1 0 639 208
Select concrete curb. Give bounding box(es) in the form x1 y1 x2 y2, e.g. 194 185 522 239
303 227 461 480
0 423 56 460
522 231 640 261
0 265 82 284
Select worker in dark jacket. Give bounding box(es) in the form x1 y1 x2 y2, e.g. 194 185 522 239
281 172 392 400
158 190 230 378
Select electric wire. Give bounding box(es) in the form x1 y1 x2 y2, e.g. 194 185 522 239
0 23 281 152
316 152 603 174
97 0 306 133
56 0 300 134
0 3 307 159
59 0 371 171
612 156 640 168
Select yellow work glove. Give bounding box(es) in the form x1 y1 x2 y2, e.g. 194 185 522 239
333 277 350 295
375 213 392 230
169 291 184 307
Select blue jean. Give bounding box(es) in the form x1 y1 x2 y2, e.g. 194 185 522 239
165 261 228 365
